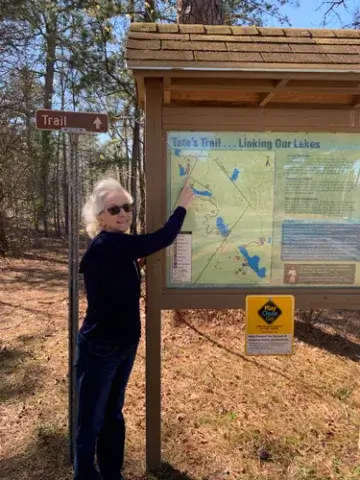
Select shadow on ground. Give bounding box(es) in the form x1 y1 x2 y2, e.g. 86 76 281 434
0 345 41 403
295 319 360 362
316 309 360 341
2 265 67 289
1 299 65 322
1 439 194 480
21 252 68 265
0 429 72 480
133 462 196 480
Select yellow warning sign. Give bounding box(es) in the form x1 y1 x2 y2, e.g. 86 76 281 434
245 295 295 356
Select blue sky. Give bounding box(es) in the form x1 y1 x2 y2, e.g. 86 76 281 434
280 0 353 28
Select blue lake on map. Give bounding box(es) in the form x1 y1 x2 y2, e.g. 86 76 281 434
178 165 187 176
192 186 212 197
230 168 241 181
238 246 266 279
216 217 230 237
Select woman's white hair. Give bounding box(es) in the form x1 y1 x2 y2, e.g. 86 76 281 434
82 178 133 238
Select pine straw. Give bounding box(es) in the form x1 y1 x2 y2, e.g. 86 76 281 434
1 245 360 480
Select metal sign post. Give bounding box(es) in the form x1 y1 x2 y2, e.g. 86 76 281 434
35 109 109 462
68 132 80 462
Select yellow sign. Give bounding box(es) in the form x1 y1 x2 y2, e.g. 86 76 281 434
245 295 295 356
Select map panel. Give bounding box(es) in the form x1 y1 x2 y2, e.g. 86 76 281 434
166 132 360 288
170 149 274 285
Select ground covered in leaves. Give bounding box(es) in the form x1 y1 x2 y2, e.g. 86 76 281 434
1 241 360 480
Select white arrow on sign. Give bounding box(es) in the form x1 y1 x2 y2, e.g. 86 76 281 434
93 117 103 129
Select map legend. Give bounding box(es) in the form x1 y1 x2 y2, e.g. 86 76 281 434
171 232 192 283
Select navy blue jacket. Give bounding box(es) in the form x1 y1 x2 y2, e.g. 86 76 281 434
79 206 186 345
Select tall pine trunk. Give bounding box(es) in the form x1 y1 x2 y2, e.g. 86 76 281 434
177 0 223 24
54 134 61 236
59 50 68 235
62 135 68 235
23 68 36 234
144 0 156 22
122 104 131 190
40 14 57 236
0 180 7 251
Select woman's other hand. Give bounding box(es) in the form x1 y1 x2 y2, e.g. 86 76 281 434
177 178 196 210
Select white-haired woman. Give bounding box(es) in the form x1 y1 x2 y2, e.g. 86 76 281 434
74 178 195 480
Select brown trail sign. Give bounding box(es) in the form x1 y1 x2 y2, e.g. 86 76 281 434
35 109 108 133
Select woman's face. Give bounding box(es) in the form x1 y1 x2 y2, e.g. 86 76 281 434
98 190 133 233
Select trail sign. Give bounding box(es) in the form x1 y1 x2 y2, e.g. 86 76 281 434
35 109 108 133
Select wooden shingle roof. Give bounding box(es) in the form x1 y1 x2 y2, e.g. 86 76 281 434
125 23 360 71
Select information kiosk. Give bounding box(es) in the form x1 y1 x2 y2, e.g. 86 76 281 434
125 23 360 469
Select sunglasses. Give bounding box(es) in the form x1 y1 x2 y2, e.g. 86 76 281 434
106 203 133 216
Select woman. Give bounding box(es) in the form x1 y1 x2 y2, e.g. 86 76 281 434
75 177 195 480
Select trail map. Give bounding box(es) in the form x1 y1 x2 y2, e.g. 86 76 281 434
169 148 274 285
167 132 360 288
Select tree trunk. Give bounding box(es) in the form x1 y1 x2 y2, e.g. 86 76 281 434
54 134 61 236
23 68 36 233
40 15 57 236
144 0 156 22
59 50 68 235
62 134 68 235
0 181 8 251
177 0 223 24
0 213 7 252
122 104 131 190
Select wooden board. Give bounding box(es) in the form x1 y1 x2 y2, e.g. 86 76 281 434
163 106 360 130
144 78 163 471
274 92 354 104
171 90 259 103
160 290 360 310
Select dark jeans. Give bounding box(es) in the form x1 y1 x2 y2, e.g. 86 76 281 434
74 332 138 480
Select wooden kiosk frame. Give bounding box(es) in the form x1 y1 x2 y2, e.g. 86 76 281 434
125 23 360 469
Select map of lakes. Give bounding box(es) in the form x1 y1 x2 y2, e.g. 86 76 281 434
169 148 275 285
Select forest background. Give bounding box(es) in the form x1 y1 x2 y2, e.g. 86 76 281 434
1 0 359 248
